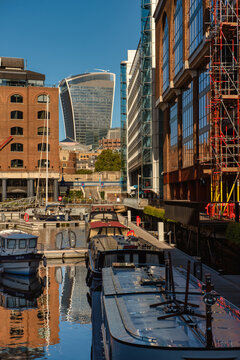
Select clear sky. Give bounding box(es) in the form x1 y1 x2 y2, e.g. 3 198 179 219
2 0 140 140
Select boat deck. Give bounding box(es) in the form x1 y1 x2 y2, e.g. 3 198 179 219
102 265 240 349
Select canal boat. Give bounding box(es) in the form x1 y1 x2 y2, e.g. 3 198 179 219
0 230 42 275
95 257 240 360
86 234 164 288
87 220 132 242
89 210 118 223
33 203 71 221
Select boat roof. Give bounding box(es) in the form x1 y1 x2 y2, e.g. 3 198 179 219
91 205 114 211
89 221 127 229
0 230 38 240
89 235 160 253
102 265 240 349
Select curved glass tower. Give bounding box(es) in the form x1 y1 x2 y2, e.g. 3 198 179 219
59 72 115 148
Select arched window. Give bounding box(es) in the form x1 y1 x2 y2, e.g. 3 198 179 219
11 110 23 119
37 94 50 103
174 0 183 76
38 159 50 168
37 127 50 135
189 0 203 55
11 127 23 135
38 143 50 152
11 143 23 152
11 94 23 103
38 110 50 119
11 159 23 168
162 16 169 92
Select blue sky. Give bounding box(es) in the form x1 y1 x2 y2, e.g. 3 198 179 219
2 0 140 140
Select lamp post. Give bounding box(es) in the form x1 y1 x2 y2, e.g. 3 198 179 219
138 174 141 205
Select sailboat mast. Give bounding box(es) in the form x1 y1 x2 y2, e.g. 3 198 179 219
46 96 49 206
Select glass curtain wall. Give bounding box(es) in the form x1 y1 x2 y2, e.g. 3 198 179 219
189 0 203 55
174 0 183 76
141 0 153 189
199 70 210 163
162 17 169 92
120 63 127 192
182 82 194 168
169 103 178 171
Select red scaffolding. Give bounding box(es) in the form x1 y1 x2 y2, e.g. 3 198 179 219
208 0 240 219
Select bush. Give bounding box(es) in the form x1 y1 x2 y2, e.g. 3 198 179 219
143 206 165 220
226 223 240 246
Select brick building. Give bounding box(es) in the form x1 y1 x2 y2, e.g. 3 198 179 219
0 57 59 201
154 0 211 202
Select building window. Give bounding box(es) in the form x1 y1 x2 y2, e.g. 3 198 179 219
199 70 210 163
189 0 203 55
38 143 50 152
62 163 67 168
174 0 183 76
37 127 50 135
37 94 50 103
11 110 23 119
162 16 169 93
11 159 23 168
10 94 23 103
38 159 50 168
11 127 23 135
182 82 193 168
170 103 178 171
38 110 50 119
11 143 23 152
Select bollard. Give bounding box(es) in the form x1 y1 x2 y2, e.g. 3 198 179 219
158 222 164 242
127 210 131 223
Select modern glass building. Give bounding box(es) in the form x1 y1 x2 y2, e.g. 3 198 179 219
59 72 115 149
120 62 127 192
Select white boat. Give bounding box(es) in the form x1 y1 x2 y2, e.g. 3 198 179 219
97 259 240 360
0 230 42 275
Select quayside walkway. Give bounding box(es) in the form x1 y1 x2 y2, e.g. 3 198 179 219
118 214 240 308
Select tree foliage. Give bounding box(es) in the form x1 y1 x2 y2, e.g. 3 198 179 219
95 150 121 171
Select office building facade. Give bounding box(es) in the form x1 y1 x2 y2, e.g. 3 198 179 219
59 72 115 149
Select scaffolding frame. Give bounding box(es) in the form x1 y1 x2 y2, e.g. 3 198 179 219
209 0 240 218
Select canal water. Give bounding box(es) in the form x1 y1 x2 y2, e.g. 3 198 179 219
0 226 92 360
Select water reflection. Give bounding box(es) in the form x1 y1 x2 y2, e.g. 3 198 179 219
0 263 92 359
36 226 87 250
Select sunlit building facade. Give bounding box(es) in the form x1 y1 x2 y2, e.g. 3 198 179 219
59 72 115 149
154 0 210 201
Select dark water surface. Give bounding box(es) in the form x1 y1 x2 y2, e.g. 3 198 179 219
0 226 92 360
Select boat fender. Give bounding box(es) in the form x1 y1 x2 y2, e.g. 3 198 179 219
127 230 135 237
24 212 29 222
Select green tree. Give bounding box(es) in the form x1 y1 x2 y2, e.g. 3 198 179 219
95 150 121 171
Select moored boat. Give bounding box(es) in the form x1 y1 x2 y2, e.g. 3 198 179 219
97 259 240 360
0 230 42 275
86 234 164 288
87 221 132 242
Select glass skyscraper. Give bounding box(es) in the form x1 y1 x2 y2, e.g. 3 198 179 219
59 72 115 148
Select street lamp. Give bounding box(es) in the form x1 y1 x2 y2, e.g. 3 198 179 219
138 174 141 205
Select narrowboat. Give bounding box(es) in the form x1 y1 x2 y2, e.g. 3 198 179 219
95 259 240 360
87 221 131 242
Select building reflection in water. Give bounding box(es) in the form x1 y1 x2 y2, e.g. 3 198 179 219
59 263 91 324
0 262 91 358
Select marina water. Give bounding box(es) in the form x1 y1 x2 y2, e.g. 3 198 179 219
0 227 92 360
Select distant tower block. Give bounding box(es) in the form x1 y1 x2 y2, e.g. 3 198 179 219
59 72 115 149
